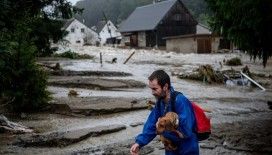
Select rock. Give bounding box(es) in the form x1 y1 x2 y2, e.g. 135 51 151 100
15 124 126 147
130 122 144 127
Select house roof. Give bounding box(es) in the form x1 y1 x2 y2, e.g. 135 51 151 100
163 33 220 40
119 0 177 33
197 24 211 34
94 20 107 33
62 18 75 30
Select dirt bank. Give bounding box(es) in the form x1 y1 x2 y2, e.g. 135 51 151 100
73 119 272 155
48 76 146 90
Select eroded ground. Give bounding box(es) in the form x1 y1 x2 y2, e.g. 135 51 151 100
1 46 272 155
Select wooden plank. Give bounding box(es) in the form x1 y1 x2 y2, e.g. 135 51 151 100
240 71 266 91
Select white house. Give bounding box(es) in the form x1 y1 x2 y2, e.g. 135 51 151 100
93 20 122 45
62 18 99 46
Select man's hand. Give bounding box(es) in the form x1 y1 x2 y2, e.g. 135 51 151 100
130 143 140 155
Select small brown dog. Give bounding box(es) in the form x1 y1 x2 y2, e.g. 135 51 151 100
156 112 183 151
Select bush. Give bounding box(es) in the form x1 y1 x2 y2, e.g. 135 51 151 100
226 57 242 66
0 25 50 112
53 50 94 59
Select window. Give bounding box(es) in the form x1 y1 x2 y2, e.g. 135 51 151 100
172 14 182 21
71 28 75 32
76 40 81 43
81 28 85 33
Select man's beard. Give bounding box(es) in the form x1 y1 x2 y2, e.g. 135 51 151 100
154 90 167 100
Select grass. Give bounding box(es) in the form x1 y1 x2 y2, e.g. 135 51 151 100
226 57 242 66
52 50 94 59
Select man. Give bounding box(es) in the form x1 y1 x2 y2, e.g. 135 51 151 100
130 70 199 155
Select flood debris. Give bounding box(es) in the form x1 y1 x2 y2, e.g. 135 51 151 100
123 51 135 64
240 71 266 91
112 57 117 63
68 90 79 97
178 65 224 84
38 62 61 71
15 124 126 147
0 115 33 134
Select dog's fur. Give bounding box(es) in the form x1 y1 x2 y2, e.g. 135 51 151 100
156 112 183 151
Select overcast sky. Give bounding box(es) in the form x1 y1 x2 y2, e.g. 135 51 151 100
68 0 80 5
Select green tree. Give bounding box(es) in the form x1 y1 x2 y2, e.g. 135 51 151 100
0 0 77 112
205 0 272 67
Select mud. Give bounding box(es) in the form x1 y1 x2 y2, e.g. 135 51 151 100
49 70 132 77
1 46 272 155
73 119 272 155
48 76 146 90
15 124 126 148
53 97 149 116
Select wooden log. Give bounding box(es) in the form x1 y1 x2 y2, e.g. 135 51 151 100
123 51 135 64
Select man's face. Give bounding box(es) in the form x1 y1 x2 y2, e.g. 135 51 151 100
149 79 168 100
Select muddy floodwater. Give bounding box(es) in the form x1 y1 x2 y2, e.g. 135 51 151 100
1 46 272 155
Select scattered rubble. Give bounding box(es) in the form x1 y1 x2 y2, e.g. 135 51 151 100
0 115 33 134
178 64 224 84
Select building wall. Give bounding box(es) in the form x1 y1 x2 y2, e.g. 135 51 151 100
64 20 99 46
211 37 220 52
166 37 196 53
99 21 122 45
138 31 146 47
166 36 221 53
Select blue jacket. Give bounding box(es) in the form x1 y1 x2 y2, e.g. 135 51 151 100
135 87 199 155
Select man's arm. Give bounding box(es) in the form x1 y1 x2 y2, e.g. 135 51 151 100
134 103 160 148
